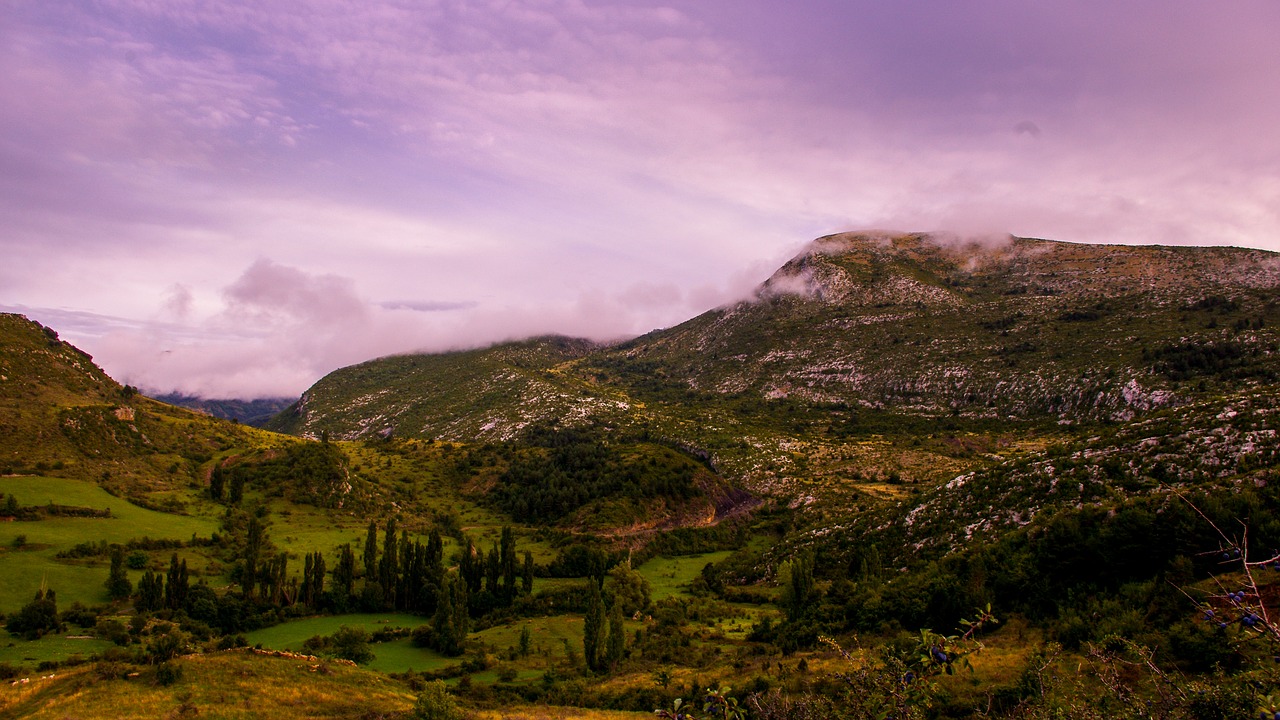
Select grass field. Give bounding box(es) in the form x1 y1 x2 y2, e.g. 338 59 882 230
242 612 459 673
243 612 425 650
0 476 219 612
474 614 586 661
636 551 734 601
0 632 113 668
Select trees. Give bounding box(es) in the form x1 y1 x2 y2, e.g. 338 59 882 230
583 580 606 672
379 517 398 606
165 554 189 610
333 543 355 609
136 570 164 612
8 587 62 639
604 563 651 617
500 526 518 600
363 520 378 579
105 544 132 600
781 550 814 622
242 515 264 597
522 551 535 595
431 573 469 656
605 602 626 669
301 551 327 608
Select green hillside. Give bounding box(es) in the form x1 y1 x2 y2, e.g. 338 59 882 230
266 335 606 441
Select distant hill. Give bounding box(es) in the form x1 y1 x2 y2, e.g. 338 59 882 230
265 335 603 440
151 393 295 427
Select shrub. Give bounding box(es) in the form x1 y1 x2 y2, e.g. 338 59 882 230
413 680 464 720
154 661 182 686
7 588 62 640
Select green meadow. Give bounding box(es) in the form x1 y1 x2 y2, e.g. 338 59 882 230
0 477 218 612
636 551 734 601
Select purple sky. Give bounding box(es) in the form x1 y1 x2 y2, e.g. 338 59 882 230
4 1 1280 398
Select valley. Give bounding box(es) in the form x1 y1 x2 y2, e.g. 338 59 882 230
4 233 1280 718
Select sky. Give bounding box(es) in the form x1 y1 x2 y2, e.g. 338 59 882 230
3 1 1280 398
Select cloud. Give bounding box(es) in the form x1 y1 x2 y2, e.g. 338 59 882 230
5 1 1280 398
20 255 776 398
162 284 194 320
377 300 478 313
221 259 367 326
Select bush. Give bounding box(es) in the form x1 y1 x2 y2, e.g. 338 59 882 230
413 679 464 720
154 661 182 686
7 588 62 640
302 626 374 664
411 625 434 648
60 602 99 629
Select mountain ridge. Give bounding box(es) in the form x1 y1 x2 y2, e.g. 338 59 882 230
273 233 1280 505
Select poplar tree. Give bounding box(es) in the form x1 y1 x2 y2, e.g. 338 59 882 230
164 554 188 610
522 551 534 595
460 539 482 594
431 573 470 656
106 545 132 600
605 603 626 669
379 517 398 607
334 544 356 608
136 570 164 612
500 526 517 600
485 542 500 595
242 515 264 598
209 465 225 500
582 581 606 672
363 520 378 578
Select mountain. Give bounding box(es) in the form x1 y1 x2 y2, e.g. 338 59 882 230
591 233 1280 421
272 233 1280 501
151 393 295 427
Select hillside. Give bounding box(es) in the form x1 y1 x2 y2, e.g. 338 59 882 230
267 335 606 441
589 233 1280 422
0 313 292 503
275 234 1280 501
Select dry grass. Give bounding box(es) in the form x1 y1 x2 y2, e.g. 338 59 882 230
469 706 650 719
0 650 415 719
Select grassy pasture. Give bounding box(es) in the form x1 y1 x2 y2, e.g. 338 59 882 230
243 612 425 650
242 612 465 674
0 632 113 668
636 551 734 601
474 614 586 660
0 476 217 612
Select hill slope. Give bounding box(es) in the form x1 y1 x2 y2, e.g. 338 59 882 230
266 335 608 440
274 233 1280 501
591 233 1280 421
0 313 288 500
